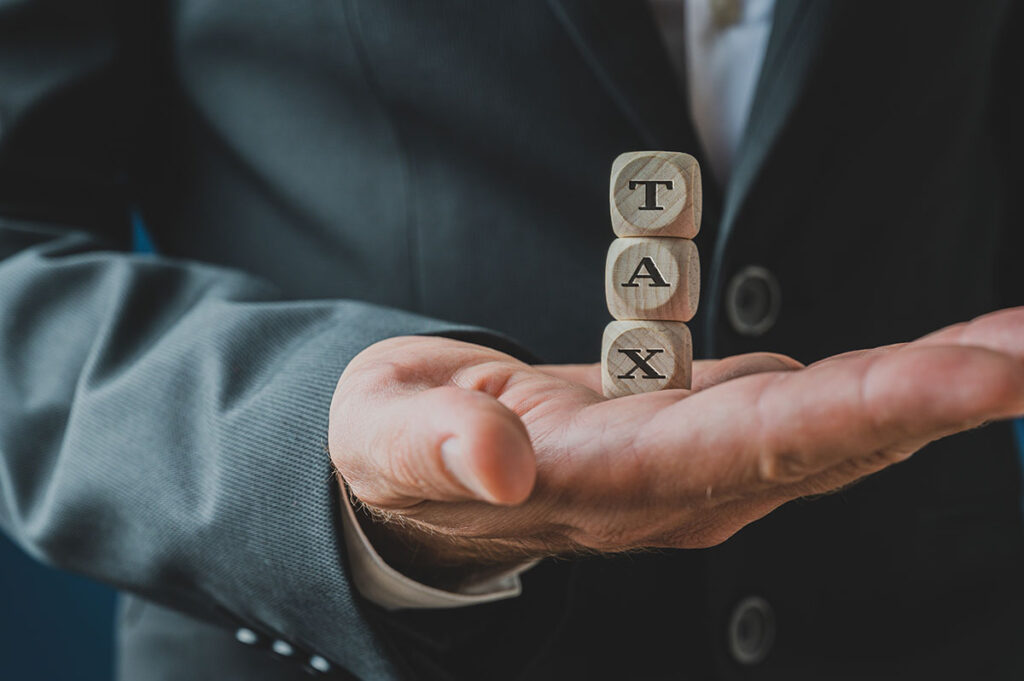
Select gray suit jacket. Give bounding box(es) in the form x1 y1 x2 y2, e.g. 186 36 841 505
2 1 1023 679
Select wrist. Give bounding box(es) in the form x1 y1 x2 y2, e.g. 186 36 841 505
346 487 545 592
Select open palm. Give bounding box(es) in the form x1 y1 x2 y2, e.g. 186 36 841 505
330 307 1024 571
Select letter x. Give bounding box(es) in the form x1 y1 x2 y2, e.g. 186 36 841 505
616 348 666 379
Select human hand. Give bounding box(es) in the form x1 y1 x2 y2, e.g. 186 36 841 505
328 308 1024 583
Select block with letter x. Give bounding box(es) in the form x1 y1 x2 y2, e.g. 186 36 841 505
602 321 693 397
602 151 702 398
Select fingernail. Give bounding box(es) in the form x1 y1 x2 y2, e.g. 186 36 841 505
441 437 497 502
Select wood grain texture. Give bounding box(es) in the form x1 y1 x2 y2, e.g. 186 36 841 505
605 236 700 322
601 320 692 397
610 151 702 238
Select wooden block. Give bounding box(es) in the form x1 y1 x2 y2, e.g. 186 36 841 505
610 151 702 238
605 237 700 322
602 320 692 397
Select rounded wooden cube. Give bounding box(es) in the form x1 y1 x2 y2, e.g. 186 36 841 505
605 237 700 322
601 320 692 397
610 151 702 238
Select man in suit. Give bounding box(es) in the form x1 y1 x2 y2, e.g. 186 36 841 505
1 0 1022 679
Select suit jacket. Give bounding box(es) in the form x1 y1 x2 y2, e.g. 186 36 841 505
1 1 1022 679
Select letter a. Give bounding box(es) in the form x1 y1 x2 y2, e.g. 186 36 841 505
621 256 671 288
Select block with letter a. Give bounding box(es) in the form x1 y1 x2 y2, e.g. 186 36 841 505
602 151 702 398
605 236 700 322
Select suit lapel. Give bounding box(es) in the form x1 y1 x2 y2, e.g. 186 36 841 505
722 0 835 226
545 0 695 151
704 0 836 350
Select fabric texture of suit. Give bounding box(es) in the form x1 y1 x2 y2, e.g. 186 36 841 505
0 0 1022 679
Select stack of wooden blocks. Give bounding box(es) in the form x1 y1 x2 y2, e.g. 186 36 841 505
602 151 703 398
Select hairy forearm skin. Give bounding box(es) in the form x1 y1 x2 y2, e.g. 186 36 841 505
347 486 571 591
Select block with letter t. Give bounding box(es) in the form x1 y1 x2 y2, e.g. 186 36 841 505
609 151 702 238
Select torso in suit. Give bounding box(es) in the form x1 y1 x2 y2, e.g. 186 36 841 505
0 1 1022 679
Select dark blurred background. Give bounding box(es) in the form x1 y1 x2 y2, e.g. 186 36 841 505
0 537 117 679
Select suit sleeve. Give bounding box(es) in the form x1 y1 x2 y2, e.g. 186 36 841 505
0 2 550 678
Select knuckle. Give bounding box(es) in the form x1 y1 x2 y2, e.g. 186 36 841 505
342 358 413 396
340 337 441 392
679 525 741 549
757 449 812 484
451 360 519 396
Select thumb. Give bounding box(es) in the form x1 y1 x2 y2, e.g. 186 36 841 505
332 385 536 509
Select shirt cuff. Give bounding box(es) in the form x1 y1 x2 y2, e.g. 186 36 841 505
339 486 537 611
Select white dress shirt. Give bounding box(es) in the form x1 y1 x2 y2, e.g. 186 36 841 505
342 0 776 610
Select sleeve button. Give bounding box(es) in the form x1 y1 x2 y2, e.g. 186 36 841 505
309 655 331 673
234 628 259 645
272 640 295 656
